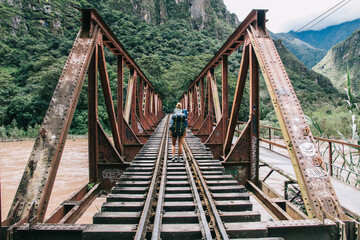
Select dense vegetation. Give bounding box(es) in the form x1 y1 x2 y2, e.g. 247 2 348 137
287 18 360 51
314 28 360 91
275 18 360 68
0 0 351 139
272 32 326 69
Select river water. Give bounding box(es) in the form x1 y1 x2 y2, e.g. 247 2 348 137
0 139 105 223
1 138 284 224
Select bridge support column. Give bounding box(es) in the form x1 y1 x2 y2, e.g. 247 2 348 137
88 44 99 183
249 45 260 184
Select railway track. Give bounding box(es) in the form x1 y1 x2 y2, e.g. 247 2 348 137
83 115 283 239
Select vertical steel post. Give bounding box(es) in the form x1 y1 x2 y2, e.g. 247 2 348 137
201 77 205 120
117 56 124 142
249 45 259 183
222 55 228 146
124 69 135 124
192 88 195 113
138 78 143 118
189 90 191 111
131 71 138 133
329 142 333 176
88 45 98 183
98 43 123 155
207 71 214 133
224 44 249 155
209 68 222 124
154 94 158 117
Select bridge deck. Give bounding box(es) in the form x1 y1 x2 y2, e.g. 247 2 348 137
83 117 278 239
14 117 338 239
260 147 360 220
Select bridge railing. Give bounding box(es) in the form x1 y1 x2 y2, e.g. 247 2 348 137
179 9 351 221
238 120 360 186
2 9 164 232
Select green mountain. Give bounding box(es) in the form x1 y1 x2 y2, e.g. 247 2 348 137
0 0 340 136
286 18 360 51
271 32 326 69
275 19 360 68
313 27 360 91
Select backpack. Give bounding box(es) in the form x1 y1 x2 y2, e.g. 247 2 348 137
170 108 187 136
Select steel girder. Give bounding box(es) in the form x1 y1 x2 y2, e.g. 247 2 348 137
179 9 349 222
3 9 164 233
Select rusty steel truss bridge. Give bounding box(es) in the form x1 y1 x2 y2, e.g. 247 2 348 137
1 9 359 240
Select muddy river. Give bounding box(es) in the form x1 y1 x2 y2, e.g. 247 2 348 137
1 138 281 224
0 139 105 224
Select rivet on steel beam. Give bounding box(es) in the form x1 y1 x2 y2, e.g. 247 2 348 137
302 126 310 136
40 128 47 138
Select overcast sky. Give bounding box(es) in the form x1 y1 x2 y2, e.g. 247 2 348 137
223 0 360 33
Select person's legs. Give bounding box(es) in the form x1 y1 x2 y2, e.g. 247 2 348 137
178 134 185 160
171 135 177 161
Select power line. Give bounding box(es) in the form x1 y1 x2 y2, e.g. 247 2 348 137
302 0 352 32
294 0 348 33
283 0 352 41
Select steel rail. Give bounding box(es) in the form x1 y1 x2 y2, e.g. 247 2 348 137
151 117 170 239
134 115 170 240
183 139 230 240
182 147 213 239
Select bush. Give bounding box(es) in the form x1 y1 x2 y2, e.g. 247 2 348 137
8 126 26 139
26 124 40 138
0 126 6 140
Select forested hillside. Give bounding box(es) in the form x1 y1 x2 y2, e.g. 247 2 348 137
272 33 326 69
0 0 341 137
287 18 360 51
313 27 360 91
275 18 360 68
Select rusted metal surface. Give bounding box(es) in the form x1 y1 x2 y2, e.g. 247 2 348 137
134 116 169 240
9 117 346 240
249 45 260 183
124 69 135 124
186 10 258 90
247 181 292 221
247 25 345 220
5 9 163 233
88 42 99 184
45 183 101 224
151 119 169 239
208 70 222 124
224 44 249 156
266 219 338 240
178 10 356 237
222 55 229 147
7 26 100 224
5 8 358 240
98 43 124 155
183 139 228 239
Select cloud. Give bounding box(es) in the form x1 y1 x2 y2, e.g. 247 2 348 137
223 0 360 33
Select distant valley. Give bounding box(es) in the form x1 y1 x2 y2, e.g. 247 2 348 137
274 18 360 69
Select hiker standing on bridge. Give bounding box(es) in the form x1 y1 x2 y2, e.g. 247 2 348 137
169 102 188 162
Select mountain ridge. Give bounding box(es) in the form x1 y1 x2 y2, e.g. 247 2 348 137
274 18 360 68
313 27 360 91
280 18 360 50
0 0 340 136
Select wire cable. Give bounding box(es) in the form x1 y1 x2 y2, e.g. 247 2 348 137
294 0 348 33
302 0 352 32
283 0 352 41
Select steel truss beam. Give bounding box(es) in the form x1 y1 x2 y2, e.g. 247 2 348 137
180 9 349 222
3 9 163 233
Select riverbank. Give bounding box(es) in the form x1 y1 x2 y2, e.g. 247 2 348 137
0 135 88 142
